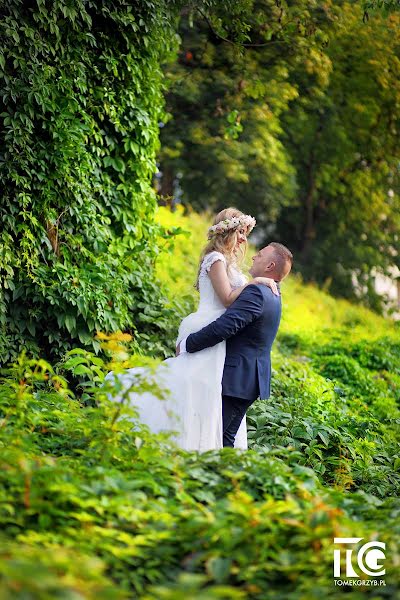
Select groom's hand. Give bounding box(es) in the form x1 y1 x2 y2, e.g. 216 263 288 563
175 342 181 356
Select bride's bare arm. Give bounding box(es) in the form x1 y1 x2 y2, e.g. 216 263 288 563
208 260 279 308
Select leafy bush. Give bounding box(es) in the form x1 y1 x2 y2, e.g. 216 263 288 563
1 207 399 598
1 352 399 598
314 354 378 399
0 1 181 363
247 343 400 499
0 541 125 600
350 339 400 374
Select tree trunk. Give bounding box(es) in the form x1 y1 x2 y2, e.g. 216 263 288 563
301 162 316 262
159 165 174 207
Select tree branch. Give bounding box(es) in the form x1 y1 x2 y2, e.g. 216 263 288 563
196 7 290 48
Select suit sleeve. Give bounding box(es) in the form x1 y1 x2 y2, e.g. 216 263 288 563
186 284 264 353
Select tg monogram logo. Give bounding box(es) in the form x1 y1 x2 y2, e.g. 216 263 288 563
333 537 386 578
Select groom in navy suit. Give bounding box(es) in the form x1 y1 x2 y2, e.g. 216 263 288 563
178 242 293 447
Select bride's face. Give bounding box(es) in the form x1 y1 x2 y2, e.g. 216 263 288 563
234 227 247 251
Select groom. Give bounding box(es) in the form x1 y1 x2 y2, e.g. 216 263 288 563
178 242 293 447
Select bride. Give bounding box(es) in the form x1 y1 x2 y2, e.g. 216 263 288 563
105 207 278 451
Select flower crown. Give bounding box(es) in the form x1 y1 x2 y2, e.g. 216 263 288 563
207 214 256 240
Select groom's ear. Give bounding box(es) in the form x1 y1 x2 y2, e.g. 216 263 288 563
266 260 276 271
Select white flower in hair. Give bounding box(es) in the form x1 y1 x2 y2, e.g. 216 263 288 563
207 214 256 239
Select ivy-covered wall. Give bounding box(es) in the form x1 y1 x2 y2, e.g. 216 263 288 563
0 0 180 363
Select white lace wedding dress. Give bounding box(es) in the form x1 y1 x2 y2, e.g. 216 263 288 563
105 251 248 451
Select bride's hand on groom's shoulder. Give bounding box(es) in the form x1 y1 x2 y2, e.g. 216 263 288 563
251 277 279 296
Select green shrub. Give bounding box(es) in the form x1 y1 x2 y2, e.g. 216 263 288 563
314 354 377 398
248 352 400 499
0 541 126 600
0 1 181 363
1 352 399 598
350 338 400 374
1 207 399 596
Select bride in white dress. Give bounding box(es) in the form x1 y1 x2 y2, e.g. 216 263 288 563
105 207 278 451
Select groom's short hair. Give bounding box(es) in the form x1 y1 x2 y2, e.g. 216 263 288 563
269 242 293 276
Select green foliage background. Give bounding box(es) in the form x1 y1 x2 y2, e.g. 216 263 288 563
0 0 180 364
159 0 400 309
1 1 400 597
1 209 399 598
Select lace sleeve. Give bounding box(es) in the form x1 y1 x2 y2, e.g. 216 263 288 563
200 251 226 276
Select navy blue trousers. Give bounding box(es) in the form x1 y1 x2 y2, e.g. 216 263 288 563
222 395 253 447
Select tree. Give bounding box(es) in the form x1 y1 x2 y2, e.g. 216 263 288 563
0 0 179 362
159 1 400 309
158 0 338 223
0 0 271 363
277 3 400 307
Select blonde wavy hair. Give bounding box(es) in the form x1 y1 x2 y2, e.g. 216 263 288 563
195 207 250 290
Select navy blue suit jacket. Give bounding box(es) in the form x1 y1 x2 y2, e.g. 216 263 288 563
186 284 281 401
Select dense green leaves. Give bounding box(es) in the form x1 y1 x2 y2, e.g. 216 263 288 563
0 336 399 597
159 1 400 308
278 3 400 305
159 0 326 221
1 3 399 597
1 208 400 597
0 0 180 363
248 339 400 498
